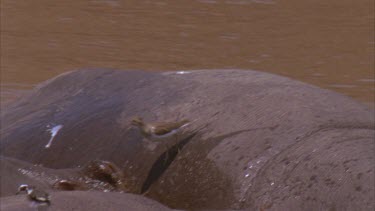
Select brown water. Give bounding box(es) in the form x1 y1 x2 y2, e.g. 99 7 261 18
1 0 374 107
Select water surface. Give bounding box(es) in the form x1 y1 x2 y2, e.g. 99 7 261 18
1 0 374 107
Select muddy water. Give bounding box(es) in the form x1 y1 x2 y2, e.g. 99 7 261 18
1 0 374 107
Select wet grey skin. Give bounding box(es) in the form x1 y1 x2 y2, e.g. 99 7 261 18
16 184 51 205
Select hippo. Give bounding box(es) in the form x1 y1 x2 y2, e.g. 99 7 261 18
1 69 374 210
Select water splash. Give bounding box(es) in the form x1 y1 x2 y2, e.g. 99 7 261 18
45 125 63 148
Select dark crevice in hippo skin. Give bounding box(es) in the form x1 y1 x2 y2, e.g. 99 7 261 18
140 123 263 195
144 127 260 210
144 126 278 209
141 131 198 194
140 123 213 194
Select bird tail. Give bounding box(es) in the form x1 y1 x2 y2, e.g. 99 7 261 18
180 118 198 128
180 119 189 126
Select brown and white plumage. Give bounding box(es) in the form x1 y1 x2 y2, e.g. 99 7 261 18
130 116 190 139
16 184 51 205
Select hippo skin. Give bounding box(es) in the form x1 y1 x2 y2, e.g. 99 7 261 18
1 69 374 210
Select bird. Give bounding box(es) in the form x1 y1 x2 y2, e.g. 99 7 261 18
16 184 51 205
130 116 190 140
130 116 191 162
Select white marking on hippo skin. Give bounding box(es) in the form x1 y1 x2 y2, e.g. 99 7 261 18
45 125 63 148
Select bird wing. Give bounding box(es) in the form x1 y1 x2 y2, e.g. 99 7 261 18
30 190 50 202
152 120 190 136
152 124 176 136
